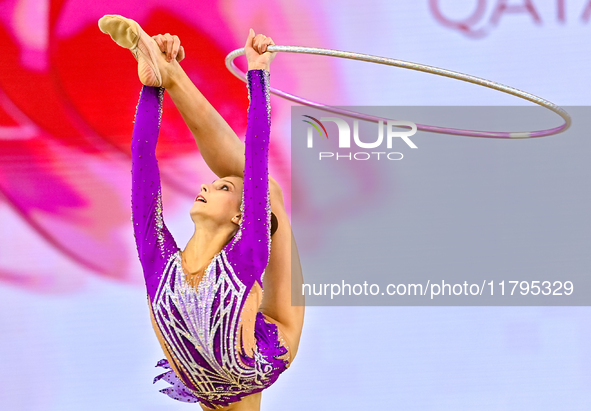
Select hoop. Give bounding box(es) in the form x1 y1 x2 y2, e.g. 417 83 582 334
225 45 571 138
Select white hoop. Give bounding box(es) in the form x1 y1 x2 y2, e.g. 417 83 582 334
225 45 571 138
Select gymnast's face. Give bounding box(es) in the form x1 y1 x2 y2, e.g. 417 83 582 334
190 176 244 228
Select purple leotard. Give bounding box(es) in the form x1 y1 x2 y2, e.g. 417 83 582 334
131 70 289 409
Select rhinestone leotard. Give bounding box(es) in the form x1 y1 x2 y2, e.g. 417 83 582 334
131 70 289 409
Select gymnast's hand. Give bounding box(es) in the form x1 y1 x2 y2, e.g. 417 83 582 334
152 33 185 63
245 29 276 71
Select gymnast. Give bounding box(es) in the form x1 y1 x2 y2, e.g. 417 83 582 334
98 15 304 411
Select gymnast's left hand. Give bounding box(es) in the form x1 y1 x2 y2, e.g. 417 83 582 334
245 29 276 71
152 33 185 63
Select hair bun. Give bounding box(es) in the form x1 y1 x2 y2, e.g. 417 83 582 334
270 212 278 236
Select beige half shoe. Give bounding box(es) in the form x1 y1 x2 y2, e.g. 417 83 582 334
98 15 163 87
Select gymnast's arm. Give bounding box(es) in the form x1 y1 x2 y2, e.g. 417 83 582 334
224 68 272 288
224 32 277 287
154 32 280 186
131 86 179 300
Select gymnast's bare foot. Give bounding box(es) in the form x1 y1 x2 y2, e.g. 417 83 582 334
98 15 178 88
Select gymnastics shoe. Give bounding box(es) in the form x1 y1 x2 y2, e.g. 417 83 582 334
98 15 163 87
